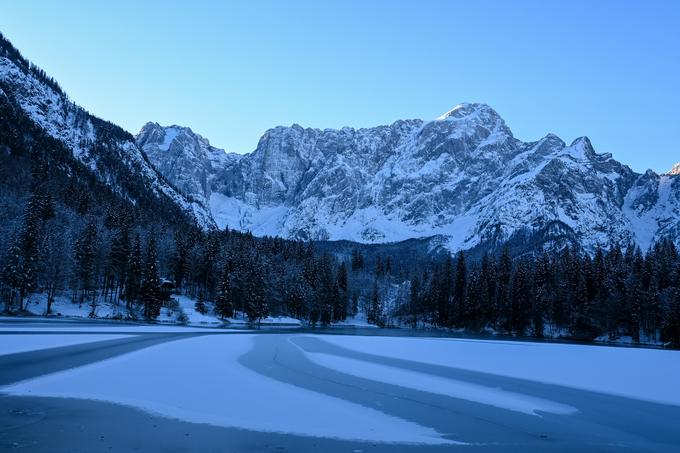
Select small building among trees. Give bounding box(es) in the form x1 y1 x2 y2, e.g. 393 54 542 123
159 278 176 301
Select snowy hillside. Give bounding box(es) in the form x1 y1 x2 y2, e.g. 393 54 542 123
0 37 214 229
138 103 680 253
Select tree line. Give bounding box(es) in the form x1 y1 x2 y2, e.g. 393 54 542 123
0 174 353 325
395 243 680 347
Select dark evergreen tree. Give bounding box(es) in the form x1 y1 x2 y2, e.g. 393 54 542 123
510 260 532 335
334 261 349 321
1 237 24 312
108 220 131 304
408 275 420 328
663 285 680 347
74 221 98 308
195 290 207 315
453 250 467 326
125 234 143 307
215 262 234 319
243 257 268 324
368 279 383 326
496 246 512 330
141 234 162 319
350 248 364 271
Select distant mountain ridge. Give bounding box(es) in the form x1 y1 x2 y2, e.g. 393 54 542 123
3 29 678 255
137 104 680 253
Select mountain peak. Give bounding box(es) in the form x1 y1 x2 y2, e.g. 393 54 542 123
668 162 680 176
568 136 597 158
436 103 500 121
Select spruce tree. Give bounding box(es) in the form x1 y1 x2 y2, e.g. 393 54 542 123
438 255 453 327
334 262 349 321
350 248 364 271
125 234 143 307
663 286 680 347
454 250 467 326
286 271 310 320
409 275 420 328
244 257 268 324
368 279 383 326
109 222 131 304
170 230 189 292
74 221 98 308
141 234 162 319
215 262 234 319
464 267 482 330
1 237 24 312
195 290 207 315
496 245 512 330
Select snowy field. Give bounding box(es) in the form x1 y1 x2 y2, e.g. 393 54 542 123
22 293 132 319
315 335 680 407
18 292 308 327
0 334 133 356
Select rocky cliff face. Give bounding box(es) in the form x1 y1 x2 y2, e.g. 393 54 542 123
136 102 680 253
9 25 676 256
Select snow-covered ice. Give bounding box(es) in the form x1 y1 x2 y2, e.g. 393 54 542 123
0 326 246 333
0 334 133 356
301 350 577 416
317 336 680 406
1 335 458 444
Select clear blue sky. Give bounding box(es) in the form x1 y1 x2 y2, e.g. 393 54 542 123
2 0 678 172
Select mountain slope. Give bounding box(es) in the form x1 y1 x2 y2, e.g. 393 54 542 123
0 33 213 229
138 103 680 253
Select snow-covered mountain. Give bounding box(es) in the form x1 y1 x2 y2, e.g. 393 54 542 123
137 103 680 253
0 34 213 229
4 29 676 254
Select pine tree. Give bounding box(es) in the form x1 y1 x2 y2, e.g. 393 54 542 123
141 234 162 319
244 257 268 324
41 229 68 316
375 255 385 277
350 248 364 271
496 246 512 330
215 262 234 319
408 275 420 328
663 286 680 347
316 254 335 325
171 230 189 292
453 250 467 326
464 267 482 330
334 261 349 321
125 234 143 307
109 222 131 304
368 279 383 326
195 290 207 314
74 221 98 308
1 237 24 312
532 252 551 337
437 255 453 327
510 260 532 335
286 270 310 320
9 185 55 310
479 253 496 327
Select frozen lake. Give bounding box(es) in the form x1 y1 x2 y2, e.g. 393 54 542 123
1 321 679 451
